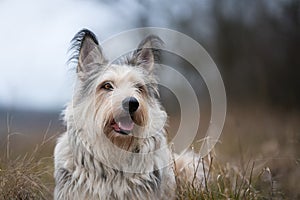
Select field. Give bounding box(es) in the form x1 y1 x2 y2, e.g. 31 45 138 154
0 103 299 199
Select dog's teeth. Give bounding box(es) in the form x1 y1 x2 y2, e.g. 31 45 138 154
112 123 120 131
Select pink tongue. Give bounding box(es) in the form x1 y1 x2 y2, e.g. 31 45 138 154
118 121 134 131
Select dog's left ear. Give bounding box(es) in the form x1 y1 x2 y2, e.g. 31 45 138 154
131 35 164 73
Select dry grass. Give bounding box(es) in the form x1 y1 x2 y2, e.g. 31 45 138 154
0 132 55 200
175 156 284 200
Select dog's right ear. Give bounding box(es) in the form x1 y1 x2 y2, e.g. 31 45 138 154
70 29 106 80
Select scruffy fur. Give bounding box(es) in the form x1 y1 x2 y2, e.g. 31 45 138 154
54 29 203 199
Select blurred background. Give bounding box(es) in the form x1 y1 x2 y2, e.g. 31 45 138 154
0 0 299 198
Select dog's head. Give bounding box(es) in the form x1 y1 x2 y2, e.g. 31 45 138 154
67 29 167 152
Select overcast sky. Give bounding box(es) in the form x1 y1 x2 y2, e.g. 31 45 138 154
0 0 216 111
0 0 144 110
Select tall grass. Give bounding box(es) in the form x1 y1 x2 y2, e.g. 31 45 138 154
175 155 284 200
0 127 55 199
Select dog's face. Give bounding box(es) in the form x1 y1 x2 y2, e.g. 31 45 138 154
93 64 153 150
69 30 166 152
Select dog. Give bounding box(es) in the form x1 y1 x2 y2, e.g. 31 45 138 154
54 29 204 199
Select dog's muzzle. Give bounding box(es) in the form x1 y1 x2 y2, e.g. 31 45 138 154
111 97 139 135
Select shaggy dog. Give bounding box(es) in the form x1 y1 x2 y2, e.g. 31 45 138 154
54 29 203 199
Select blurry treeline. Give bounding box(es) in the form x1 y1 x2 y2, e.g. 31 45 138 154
210 0 300 108
101 0 300 109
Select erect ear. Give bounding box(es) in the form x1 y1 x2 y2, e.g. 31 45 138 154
70 29 106 79
131 35 164 73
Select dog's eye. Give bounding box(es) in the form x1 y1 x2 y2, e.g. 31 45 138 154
136 84 146 93
139 86 145 93
101 82 113 91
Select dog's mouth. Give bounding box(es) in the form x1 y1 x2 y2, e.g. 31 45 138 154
111 116 134 135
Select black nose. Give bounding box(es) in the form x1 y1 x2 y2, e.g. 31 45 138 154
122 97 139 113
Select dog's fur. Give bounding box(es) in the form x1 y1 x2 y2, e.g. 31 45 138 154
54 29 203 199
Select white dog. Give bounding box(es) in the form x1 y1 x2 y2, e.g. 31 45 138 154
54 29 204 200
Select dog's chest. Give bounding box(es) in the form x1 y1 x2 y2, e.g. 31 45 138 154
74 167 164 200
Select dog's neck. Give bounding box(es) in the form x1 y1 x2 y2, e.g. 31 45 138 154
69 127 168 172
